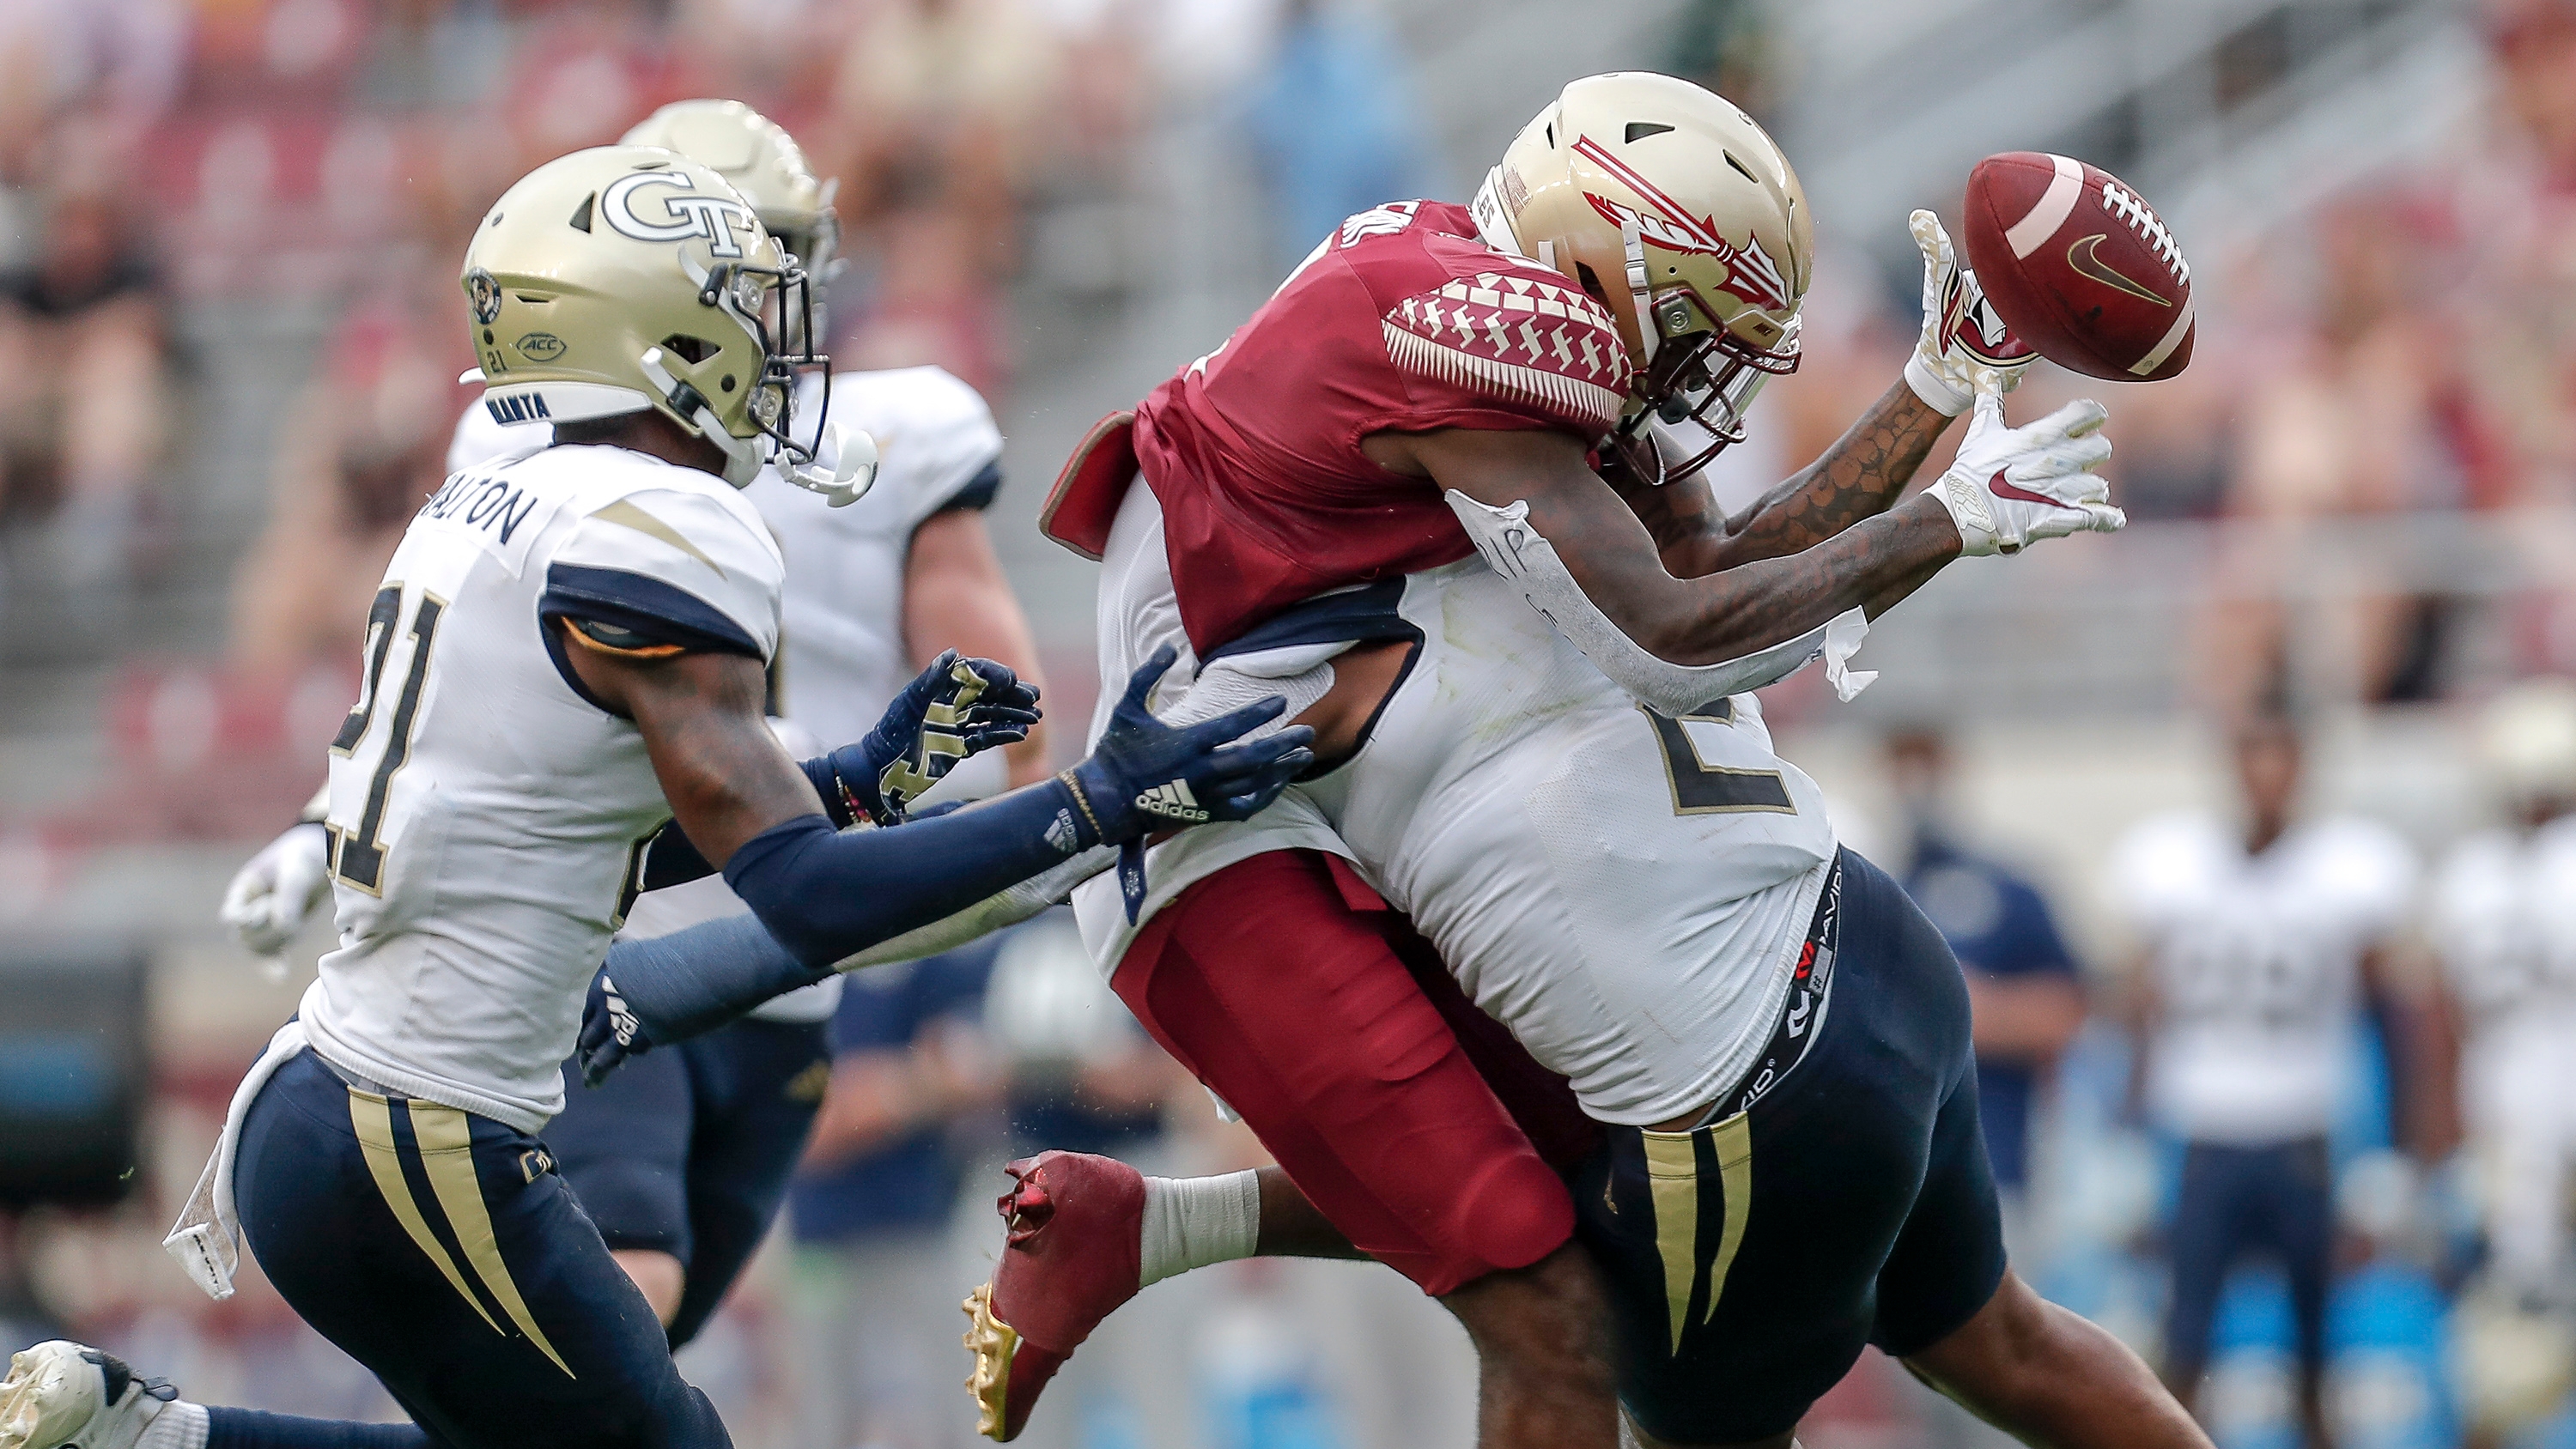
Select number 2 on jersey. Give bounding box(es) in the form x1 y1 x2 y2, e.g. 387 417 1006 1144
1643 702 1795 815
330 583 447 894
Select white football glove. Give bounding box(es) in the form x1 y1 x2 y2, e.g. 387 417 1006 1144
1905 209 2035 416
1930 393 2123 556
220 822 332 965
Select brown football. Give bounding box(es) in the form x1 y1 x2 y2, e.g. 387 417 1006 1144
1960 152 2194 382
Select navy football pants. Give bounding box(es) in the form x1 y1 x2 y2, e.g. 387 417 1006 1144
217 1050 730 1449
1574 848 2008 1445
544 1017 830 1349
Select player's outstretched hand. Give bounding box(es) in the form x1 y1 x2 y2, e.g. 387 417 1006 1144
1062 646 1314 846
1905 209 2035 416
1929 392 2123 557
220 821 332 962
828 650 1042 823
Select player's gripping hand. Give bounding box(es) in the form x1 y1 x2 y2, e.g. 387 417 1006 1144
1930 393 2123 556
1905 209 2035 416
823 651 1042 823
1058 646 1315 846
219 822 331 961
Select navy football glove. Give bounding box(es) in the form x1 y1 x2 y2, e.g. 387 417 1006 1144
817 651 1041 824
1058 646 1314 848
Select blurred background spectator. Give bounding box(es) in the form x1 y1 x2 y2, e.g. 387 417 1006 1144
10 1 2576 1446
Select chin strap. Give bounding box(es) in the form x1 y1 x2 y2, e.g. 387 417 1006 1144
1619 218 1659 367
638 346 767 488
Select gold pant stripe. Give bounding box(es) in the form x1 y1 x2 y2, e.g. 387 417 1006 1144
346 1090 499 1335
1704 1112 1754 1325
1641 1131 1701 1353
406 1102 578 1380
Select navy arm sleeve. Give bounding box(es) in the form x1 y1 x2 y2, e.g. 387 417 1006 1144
724 781 1089 972
635 743 892 893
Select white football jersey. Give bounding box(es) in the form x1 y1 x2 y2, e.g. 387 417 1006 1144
301 443 784 1131
2430 820 2576 1031
2110 811 2416 1144
446 367 1005 1024
1072 484 1837 1127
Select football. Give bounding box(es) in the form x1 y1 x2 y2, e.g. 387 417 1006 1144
1959 152 2195 381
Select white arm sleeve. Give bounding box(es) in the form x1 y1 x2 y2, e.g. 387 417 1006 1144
1443 490 1875 714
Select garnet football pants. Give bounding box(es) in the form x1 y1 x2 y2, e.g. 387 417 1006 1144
1111 848 1595 1297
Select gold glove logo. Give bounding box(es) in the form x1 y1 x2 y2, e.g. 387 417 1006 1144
1134 780 1209 823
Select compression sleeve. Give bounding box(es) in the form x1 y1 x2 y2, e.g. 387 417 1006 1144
723 779 1095 971
601 842 1115 1045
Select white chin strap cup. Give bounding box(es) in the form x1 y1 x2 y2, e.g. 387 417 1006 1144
784 422 878 507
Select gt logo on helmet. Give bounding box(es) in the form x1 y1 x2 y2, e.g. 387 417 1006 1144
600 171 758 259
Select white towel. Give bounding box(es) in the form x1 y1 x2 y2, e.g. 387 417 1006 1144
164 1019 307 1300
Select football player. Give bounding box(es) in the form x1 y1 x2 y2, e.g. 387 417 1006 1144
2434 682 2576 1308
587 72 2203 1449
2111 712 2419 1449
215 99 1048 1355
0 146 1309 1449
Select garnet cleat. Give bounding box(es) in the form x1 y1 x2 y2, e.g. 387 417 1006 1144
963 1150 1146 1441
0 1341 178 1449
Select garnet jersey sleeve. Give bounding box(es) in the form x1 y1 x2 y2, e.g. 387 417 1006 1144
1133 200 1635 653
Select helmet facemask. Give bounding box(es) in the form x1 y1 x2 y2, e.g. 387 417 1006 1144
648 251 833 490
1607 301 1799 488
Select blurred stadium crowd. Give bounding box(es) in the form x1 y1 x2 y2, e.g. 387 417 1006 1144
6 1 2576 1447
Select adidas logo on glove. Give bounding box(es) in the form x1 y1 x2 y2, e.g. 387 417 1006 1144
1134 780 1210 823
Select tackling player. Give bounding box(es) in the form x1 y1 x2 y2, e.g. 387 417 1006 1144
215 99 1049 1355
974 72 2191 1449
0 145 1309 1449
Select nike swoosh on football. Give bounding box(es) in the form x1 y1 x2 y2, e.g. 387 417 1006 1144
1988 470 2076 508
2066 234 2169 306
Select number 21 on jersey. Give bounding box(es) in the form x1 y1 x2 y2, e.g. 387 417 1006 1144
328 582 447 894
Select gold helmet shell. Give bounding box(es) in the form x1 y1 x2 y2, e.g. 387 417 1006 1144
1473 72 1813 482
460 145 825 488
619 100 839 281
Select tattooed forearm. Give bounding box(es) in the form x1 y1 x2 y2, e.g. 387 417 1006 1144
1649 492 1962 664
1686 380 1954 577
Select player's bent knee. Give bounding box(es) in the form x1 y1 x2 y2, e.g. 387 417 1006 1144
612 1247 686 1327
1431 1150 1577 1290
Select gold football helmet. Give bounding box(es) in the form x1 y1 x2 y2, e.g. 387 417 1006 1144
2482 676 2576 809
459 145 829 491
1472 72 1813 483
619 100 841 298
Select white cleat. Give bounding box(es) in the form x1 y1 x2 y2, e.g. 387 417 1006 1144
0 1342 175 1449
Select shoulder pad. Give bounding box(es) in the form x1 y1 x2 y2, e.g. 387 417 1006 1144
1381 267 1631 437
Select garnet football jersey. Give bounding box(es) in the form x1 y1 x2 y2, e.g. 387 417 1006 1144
1135 200 1631 652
